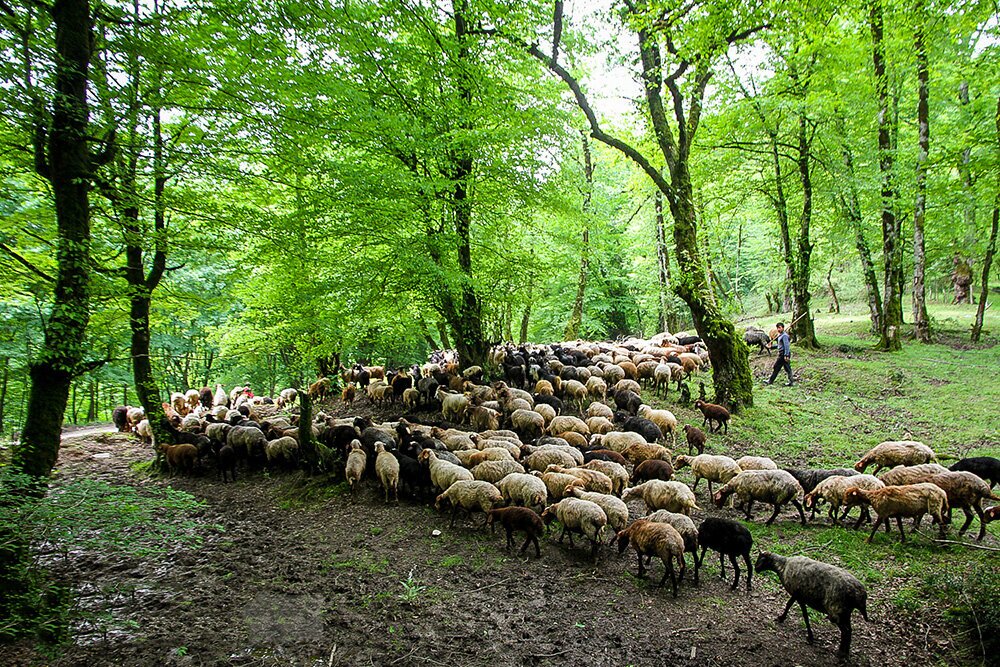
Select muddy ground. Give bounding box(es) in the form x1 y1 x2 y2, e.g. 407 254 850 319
0 396 983 667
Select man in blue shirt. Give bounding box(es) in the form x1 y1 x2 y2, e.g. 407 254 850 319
766 322 794 386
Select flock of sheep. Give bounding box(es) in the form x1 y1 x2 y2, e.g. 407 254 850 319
111 333 1000 660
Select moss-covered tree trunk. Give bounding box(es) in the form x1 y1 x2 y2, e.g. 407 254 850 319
655 190 680 333
912 0 932 343
791 113 818 348
13 0 96 480
971 96 1000 343
870 0 904 351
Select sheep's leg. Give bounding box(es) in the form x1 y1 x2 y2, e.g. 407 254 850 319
799 602 815 643
742 553 753 591
895 516 907 543
558 525 566 543
764 503 782 526
567 530 576 548
636 551 646 578
958 507 974 535
719 552 726 578
866 518 882 543
692 476 700 492
723 421 728 435
693 550 700 585
777 596 796 623
745 500 754 519
836 618 853 658
974 504 987 541
696 546 708 572
707 480 714 496
729 554 741 591
505 526 515 549
792 499 807 526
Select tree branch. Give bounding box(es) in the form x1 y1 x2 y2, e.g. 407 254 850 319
552 0 564 66
0 241 54 282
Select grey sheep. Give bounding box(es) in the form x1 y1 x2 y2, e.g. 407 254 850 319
755 552 870 659
713 469 807 526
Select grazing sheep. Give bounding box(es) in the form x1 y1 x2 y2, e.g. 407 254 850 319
586 416 614 435
631 459 674 484
510 408 545 440
583 448 629 466
754 552 869 658
472 459 525 484
554 431 588 449
533 402 556 426
135 419 153 445
205 422 231 447
593 430 650 453
877 462 950 486
112 406 129 432
418 449 475 492
854 440 937 474
804 475 884 526
637 405 677 445
580 459 629 496
431 428 477 452
693 399 730 434
587 402 614 420
622 443 673 467
541 498 607 560
217 444 237 482
265 436 299 468
616 519 686 596
611 388 642 415
486 507 545 556
696 517 754 592
842 483 949 543
435 480 503 527
341 383 356 404
621 415 663 444
674 454 742 495
375 443 400 504
278 387 298 408
345 441 367 496
646 510 699 580
228 425 267 464
784 467 859 493
548 415 590 437
949 457 1000 489
436 388 470 423
585 376 607 401
496 473 548 512
470 405 501 432
735 456 777 471
521 447 578 472
159 443 198 475
683 424 707 455
713 470 807 526
927 471 1000 541
622 480 700 515
533 471 584 501
565 486 629 535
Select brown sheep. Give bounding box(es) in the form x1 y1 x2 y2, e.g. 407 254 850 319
693 399 730 434
159 443 198 475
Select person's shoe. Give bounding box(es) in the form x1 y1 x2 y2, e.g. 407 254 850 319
764 380 773 386
784 382 794 387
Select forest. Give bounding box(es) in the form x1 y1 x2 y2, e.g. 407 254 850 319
1 0 999 665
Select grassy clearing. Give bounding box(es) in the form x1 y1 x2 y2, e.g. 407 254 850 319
653 302 1000 664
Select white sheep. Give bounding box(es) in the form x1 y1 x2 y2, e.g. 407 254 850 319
375 443 400 504
471 459 525 484
673 454 742 494
713 469 807 526
418 449 474 492
565 486 629 535
637 405 677 445
735 456 778 471
622 480 700 515
581 459 629 496
496 473 548 512
854 440 937 474
435 480 503 527
541 497 607 560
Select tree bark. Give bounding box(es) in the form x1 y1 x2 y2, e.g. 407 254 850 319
912 0 932 342
870 0 904 351
564 131 593 341
0 357 9 435
827 262 841 313
655 189 680 333
790 112 818 348
971 95 1000 343
13 0 97 480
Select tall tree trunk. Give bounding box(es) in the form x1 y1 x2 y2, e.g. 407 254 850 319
13 0 97 480
791 112 818 348
564 131 593 340
870 0 904 351
0 357 9 435
971 95 1000 343
827 262 841 313
912 0 932 342
766 130 795 313
655 189 680 333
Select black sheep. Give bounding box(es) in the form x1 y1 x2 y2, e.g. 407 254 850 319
112 405 129 433
532 393 563 414
217 444 237 482
949 457 1000 489
696 517 753 592
612 389 641 415
621 416 663 443
199 386 214 408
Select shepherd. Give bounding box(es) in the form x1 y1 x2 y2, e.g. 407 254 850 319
765 322 794 387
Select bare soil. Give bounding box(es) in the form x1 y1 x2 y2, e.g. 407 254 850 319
0 407 972 667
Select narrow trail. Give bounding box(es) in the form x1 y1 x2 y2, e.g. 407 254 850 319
61 423 116 441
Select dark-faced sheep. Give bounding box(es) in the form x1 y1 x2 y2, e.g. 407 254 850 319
755 552 869 659
949 457 1000 489
486 507 545 557
697 517 753 592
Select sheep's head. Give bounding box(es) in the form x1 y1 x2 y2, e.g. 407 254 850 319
564 482 584 496
803 492 817 509
540 505 557 524
712 488 729 508
842 487 867 506
615 529 631 554
434 493 450 512
673 455 691 470
754 552 777 574
375 442 386 454
693 399 706 410
984 506 1000 524
853 459 868 472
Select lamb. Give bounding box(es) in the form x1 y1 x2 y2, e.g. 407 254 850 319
803 474 884 525
854 440 937 474
580 459 629 496
713 470 807 526
877 462 950 486
510 408 545 440
418 449 475 492
693 399 730 434
345 440 367 496
683 424 707 455
533 471 582 501
615 519 686 596
217 444 237 482
646 510 699 582
565 486 629 535
496 473 548 512
265 436 299 468
158 443 198 475
754 552 869 658
735 456 777 471
926 471 1000 540
673 454 742 495
631 459 674 484
541 497 607 560
375 443 400 504
548 465 614 495
435 480 503 527
471 459 526 484
842 483 949 543
949 456 1000 489
486 507 545 556
622 480 700 515
637 405 677 445
696 516 754 592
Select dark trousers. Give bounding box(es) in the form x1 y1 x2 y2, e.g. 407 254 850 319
768 355 793 384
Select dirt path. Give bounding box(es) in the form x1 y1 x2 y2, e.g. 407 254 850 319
0 426 961 667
